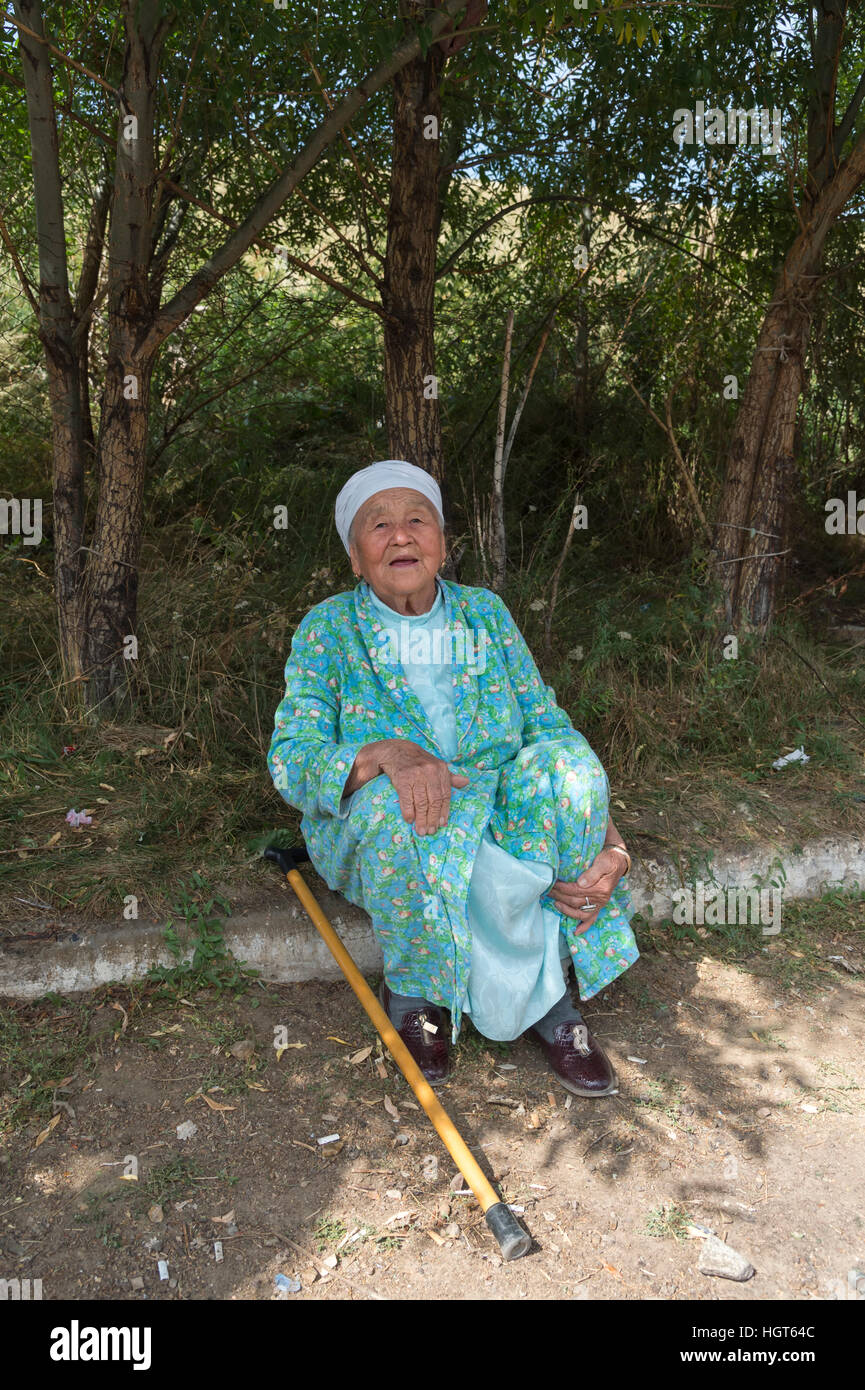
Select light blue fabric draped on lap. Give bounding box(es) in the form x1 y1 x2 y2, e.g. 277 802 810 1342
355 583 571 1040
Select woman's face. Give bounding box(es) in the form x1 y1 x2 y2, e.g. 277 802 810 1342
349 487 446 614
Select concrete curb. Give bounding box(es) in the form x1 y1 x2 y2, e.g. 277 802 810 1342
1 836 862 1001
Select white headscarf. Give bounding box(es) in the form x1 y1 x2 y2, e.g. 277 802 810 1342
334 460 444 555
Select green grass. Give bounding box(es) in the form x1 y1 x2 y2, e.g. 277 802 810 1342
815 1059 862 1115
72 1192 126 1249
633 1073 687 1125
454 1016 511 1062
145 874 259 996
0 953 270 1140
313 1215 347 1251
141 1156 201 1210
645 1201 694 1241
310 1222 404 1255
0 993 111 1133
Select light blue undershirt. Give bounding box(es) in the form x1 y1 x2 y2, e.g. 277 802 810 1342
359 578 568 1041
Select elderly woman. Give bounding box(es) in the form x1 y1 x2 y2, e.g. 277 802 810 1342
268 461 638 1095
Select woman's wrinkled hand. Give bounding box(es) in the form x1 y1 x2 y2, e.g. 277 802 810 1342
377 739 470 835
550 847 626 935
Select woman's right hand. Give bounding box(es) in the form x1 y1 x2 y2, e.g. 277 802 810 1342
355 738 469 835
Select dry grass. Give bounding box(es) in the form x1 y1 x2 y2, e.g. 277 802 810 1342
2 518 864 927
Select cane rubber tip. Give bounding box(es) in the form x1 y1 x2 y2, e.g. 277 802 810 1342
484 1201 532 1260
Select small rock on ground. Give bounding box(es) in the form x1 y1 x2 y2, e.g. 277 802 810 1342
698 1234 755 1281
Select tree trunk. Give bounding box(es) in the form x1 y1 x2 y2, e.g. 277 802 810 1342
712 262 814 627
46 353 86 689
74 177 111 466
14 0 87 690
712 1 865 631
83 353 156 708
381 0 489 573
490 309 514 590
382 36 446 486
712 152 865 628
81 0 166 709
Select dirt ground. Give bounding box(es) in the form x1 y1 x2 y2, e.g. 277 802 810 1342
1 925 863 1303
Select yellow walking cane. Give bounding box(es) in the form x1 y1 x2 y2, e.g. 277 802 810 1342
265 843 532 1261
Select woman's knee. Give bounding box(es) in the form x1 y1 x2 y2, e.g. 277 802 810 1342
518 734 605 779
346 774 419 858
346 772 397 826
517 736 609 810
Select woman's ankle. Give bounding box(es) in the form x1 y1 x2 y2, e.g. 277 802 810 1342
531 990 583 1043
382 981 437 1026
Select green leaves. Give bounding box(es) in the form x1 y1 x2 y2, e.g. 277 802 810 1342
592 3 661 46
416 20 435 58
147 876 257 994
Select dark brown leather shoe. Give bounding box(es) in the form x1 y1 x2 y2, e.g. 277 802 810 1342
528 1018 618 1097
379 982 450 1086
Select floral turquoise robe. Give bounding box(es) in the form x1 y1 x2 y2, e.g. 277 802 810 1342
268 577 638 1036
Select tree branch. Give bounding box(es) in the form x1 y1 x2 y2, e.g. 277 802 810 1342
4 5 120 96
150 307 335 468
157 7 210 176
0 67 115 146
501 308 555 474
624 374 712 543
13 0 76 343
157 273 298 395
300 44 389 257
435 193 762 304
149 196 188 301
72 176 110 325
293 185 384 284
141 0 471 355
834 66 865 157
226 93 382 285
157 175 388 319
0 203 39 314
807 0 847 193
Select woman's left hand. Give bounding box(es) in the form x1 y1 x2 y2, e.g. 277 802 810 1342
551 848 626 935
